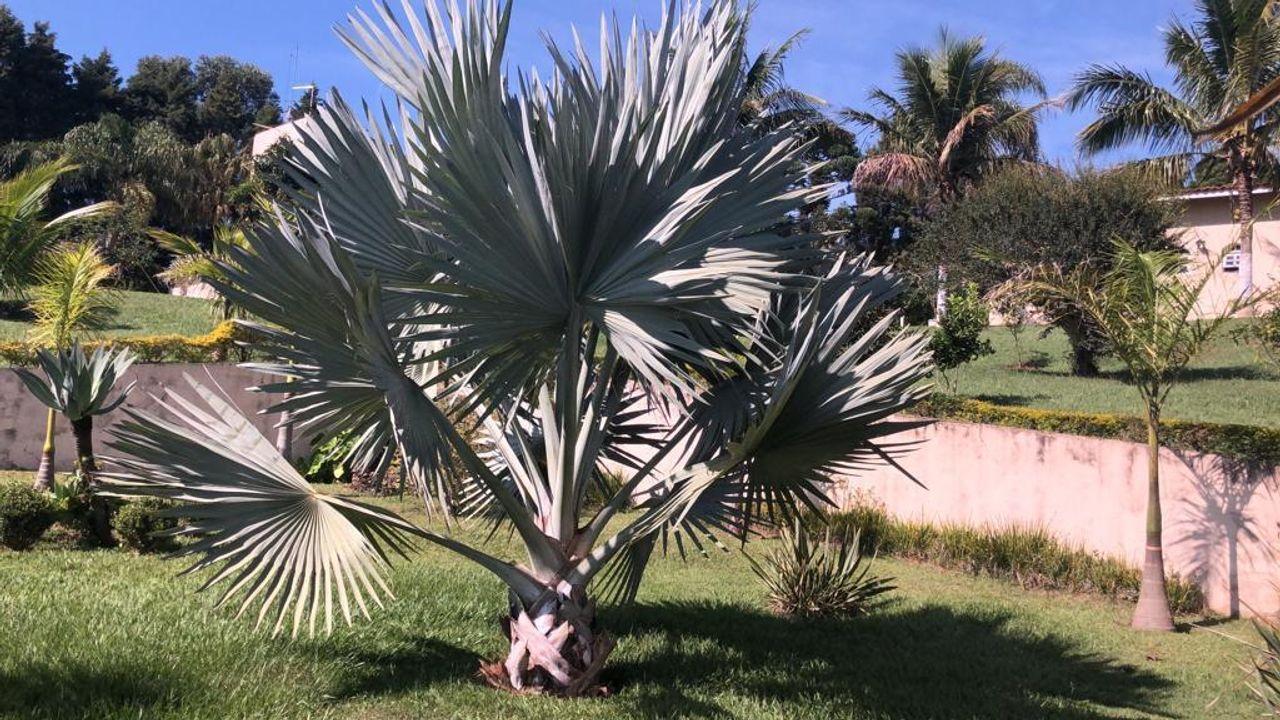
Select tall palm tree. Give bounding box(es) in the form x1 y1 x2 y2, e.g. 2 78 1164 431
843 28 1048 208
740 29 858 203
1067 0 1280 295
0 159 117 297
1014 240 1274 629
98 0 933 696
27 242 119 492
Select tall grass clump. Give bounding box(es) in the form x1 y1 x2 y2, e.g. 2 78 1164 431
816 500 1205 614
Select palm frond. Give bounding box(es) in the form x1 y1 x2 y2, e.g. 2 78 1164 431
99 375 545 636
27 241 119 349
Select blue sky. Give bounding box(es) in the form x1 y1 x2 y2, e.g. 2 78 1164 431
13 0 1195 165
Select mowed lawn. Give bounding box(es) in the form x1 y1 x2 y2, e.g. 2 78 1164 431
942 323 1280 427
0 291 218 342
0 478 1264 720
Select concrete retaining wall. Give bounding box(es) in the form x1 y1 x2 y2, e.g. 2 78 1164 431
0 364 307 471
839 420 1280 618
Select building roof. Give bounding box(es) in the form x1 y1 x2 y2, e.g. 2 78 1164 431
1173 184 1275 200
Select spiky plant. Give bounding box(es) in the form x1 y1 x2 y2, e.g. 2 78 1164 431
26 241 120 492
16 344 135 545
749 518 895 618
97 0 933 696
1010 240 1275 630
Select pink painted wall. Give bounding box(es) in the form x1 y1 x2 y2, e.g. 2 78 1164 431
840 419 1279 617
0 364 308 471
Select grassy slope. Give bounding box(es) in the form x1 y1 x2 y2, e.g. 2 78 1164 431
942 324 1280 427
0 479 1262 720
0 291 218 342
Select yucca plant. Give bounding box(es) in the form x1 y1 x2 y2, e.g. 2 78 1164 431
1009 240 1275 630
26 241 120 492
749 518 895 618
16 344 135 545
97 0 932 696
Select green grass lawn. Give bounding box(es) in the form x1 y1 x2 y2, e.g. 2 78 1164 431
0 291 219 342
942 323 1280 427
0 477 1265 719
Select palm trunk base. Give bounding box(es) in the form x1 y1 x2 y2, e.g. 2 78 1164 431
33 449 55 492
479 592 614 697
1132 544 1175 631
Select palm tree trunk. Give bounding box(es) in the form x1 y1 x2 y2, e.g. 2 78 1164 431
480 586 614 696
1233 162 1255 297
72 416 113 546
1132 405 1174 631
32 408 56 492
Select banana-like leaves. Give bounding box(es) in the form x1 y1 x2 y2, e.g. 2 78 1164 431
99 374 545 636
15 344 136 421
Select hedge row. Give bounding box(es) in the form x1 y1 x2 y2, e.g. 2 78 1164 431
0 322 256 365
912 395 1280 468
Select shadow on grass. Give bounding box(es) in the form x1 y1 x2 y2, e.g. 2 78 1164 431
0 604 1176 719
602 601 1175 720
0 299 32 322
326 635 481 699
0 661 177 719
969 392 1049 407
1030 364 1276 383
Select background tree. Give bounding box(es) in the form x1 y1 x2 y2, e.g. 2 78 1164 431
0 6 25 141
915 166 1183 375
123 56 198 139
27 241 119 492
99 0 933 696
1067 0 1280 295
194 55 282 140
70 50 123 124
13 21 74 140
1011 240 1274 629
843 28 1048 209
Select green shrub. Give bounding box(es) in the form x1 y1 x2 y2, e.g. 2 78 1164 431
299 430 356 483
0 484 55 550
750 518 895 618
913 394 1280 468
1234 306 1280 372
50 474 96 545
113 498 178 553
929 282 994 391
818 503 1206 614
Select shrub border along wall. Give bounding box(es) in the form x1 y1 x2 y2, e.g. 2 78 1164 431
912 395 1280 469
0 322 256 365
